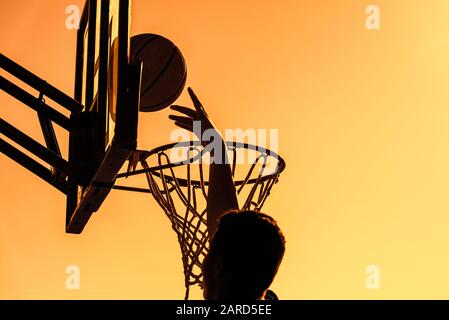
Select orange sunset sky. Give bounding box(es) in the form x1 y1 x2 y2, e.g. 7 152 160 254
2 0 449 299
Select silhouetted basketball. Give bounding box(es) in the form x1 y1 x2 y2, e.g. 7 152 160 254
130 33 187 112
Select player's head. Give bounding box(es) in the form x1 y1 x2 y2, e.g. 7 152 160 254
203 210 286 300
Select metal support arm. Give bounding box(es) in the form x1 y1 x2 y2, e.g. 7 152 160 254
0 53 83 194
0 137 68 194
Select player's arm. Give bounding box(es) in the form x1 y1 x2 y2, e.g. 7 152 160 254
169 88 239 237
205 136 239 237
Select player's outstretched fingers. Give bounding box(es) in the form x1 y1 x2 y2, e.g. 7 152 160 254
170 105 197 118
187 87 207 115
174 121 193 132
168 115 192 124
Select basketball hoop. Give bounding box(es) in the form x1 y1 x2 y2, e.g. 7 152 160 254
115 141 285 299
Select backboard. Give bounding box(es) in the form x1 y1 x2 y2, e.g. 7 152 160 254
66 0 139 233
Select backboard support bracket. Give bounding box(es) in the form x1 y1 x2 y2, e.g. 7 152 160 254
1 0 141 234
0 53 81 195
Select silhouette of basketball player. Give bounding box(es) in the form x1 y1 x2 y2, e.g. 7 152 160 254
169 88 286 300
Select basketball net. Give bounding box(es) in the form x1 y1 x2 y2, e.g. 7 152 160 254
137 141 284 299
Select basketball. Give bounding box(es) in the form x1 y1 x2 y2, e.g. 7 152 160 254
130 33 187 112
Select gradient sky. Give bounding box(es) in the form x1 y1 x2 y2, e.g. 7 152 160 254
2 0 449 299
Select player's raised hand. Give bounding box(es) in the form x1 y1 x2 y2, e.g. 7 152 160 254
169 87 216 140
